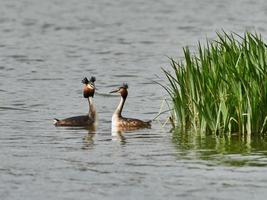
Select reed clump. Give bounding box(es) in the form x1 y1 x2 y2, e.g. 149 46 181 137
163 32 267 135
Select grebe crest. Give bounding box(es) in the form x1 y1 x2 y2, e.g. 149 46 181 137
83 76 96 98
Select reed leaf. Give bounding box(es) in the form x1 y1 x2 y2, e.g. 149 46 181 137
163 32 267 135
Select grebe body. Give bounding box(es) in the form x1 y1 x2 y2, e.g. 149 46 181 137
54 114 94 127
110 83 151 133
54 77 96 127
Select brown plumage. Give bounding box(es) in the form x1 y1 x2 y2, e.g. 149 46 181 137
110 83 151 132
83 86 94 98
54 76 97 127
117 117 151 130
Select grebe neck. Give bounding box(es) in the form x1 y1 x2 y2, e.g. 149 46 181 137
88 97 96 120
114 96 126 117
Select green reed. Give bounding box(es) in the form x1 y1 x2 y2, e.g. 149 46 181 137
163 32 267 135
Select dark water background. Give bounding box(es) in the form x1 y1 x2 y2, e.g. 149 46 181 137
1 0 267 199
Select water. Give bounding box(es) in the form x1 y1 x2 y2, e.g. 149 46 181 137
1 0 267 199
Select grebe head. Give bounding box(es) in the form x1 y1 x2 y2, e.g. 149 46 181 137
82 76 96 98
110 83 128 99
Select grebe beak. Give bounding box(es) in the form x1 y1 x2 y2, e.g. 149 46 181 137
110 88 119 93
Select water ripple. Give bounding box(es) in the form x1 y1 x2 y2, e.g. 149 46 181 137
0 106 34 111
1 0 267 200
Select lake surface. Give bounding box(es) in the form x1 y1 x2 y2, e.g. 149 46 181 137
1 0 267 199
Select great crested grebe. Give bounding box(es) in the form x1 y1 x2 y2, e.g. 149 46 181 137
110 83 151 132
53 77 97 127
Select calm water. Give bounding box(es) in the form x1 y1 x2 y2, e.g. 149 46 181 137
1 0 267 199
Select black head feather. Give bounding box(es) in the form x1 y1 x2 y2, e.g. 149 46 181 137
122 83 128 89
90 76 96 83
82 77 89 84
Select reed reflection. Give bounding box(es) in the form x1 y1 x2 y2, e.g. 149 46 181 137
172 130 267 166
